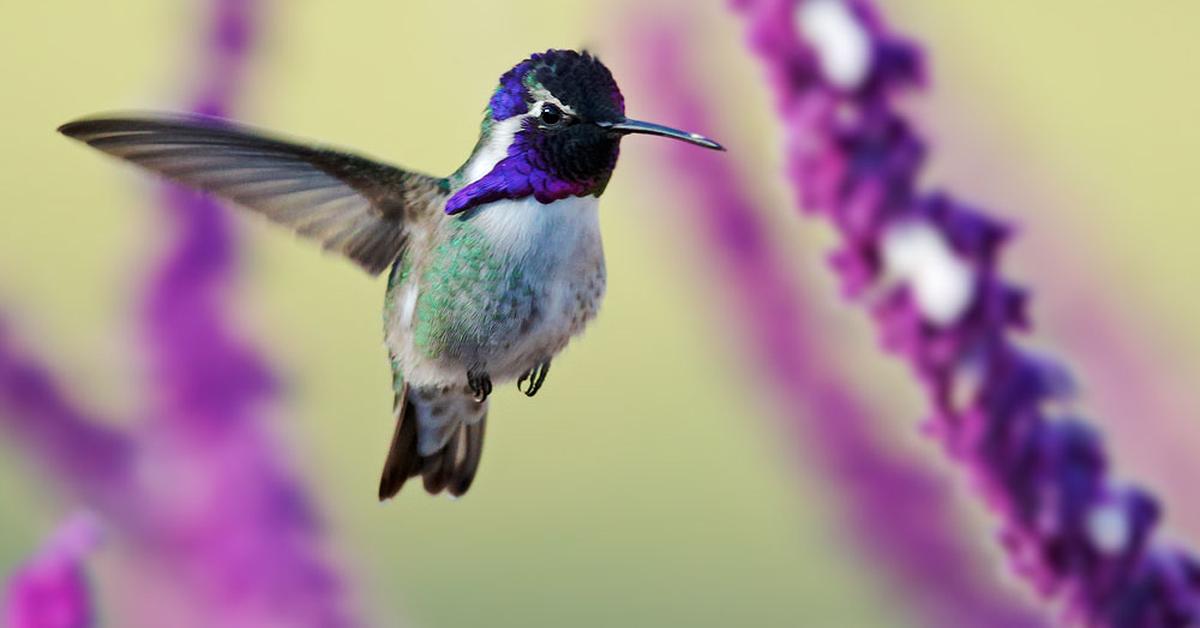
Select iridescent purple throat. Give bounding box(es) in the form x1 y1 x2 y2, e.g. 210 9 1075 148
445 124 617 215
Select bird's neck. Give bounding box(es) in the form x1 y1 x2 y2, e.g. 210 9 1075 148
451 115 525 191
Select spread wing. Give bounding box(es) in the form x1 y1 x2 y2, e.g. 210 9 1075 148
58 114 448 275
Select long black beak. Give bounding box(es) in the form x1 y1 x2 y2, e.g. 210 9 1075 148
596 118 725 151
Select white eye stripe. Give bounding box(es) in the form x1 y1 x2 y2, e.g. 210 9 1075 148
530 96 576 118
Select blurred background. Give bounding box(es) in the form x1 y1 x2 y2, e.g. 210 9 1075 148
2 1 1200 626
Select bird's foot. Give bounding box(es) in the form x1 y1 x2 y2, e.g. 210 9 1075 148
468 370 492 403
517 361 551 398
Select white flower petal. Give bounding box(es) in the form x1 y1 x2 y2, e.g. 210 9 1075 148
797 0 873 89
883 222 976 326
1087 503 1131 554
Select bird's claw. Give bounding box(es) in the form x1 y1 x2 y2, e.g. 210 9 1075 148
517 361 551 398
468 371 492 403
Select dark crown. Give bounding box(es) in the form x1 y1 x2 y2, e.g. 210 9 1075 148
489 50 625 122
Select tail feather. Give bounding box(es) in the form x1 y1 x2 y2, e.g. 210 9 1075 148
421 433 453 494
451 419 486 495
378 386 420 500
378 383 488 500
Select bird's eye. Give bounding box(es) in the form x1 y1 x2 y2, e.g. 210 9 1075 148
539 104 564 126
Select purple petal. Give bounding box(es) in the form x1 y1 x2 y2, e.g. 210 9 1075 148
4 514 102 628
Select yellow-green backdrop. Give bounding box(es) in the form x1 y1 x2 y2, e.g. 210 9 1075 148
2 2 1199 626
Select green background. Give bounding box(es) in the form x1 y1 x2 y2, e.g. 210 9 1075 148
3 2 1199 626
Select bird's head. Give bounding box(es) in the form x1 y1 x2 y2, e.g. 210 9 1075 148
446 49 722 215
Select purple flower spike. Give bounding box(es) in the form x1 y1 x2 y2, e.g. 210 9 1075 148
733 0 1200 624
4 514 102 628
632 23 1042 628
0 0 361 625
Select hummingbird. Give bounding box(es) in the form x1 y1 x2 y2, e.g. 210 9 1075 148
58 49 723 499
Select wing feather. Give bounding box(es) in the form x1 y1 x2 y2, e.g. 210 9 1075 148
59 114 447 274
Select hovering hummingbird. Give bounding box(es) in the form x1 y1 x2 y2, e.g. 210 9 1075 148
59 49 723 499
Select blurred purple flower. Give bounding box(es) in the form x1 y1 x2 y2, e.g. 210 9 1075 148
0 0 360 626
4 514 101 628
631 24 1042 628
730 0 1200 624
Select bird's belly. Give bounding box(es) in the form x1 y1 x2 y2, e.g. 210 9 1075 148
385 195 604 386
486 263 606 380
